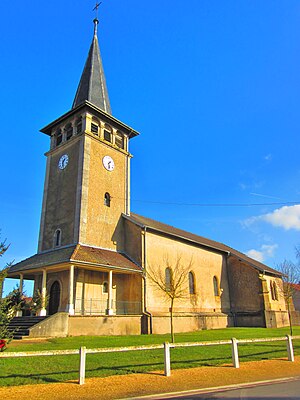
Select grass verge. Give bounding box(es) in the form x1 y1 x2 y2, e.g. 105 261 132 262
1 327 300 386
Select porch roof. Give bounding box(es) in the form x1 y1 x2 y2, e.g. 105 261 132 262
7 244 142 275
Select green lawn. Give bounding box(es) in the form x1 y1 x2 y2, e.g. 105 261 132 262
1 327 300 387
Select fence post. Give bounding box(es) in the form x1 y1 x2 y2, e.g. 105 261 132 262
79 346 86 385
286 335 294 362
164 342 171 377
231 338 239 368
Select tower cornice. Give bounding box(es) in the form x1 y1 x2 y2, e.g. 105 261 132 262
40 101 139 139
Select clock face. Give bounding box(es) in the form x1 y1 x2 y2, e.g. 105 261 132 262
58 154 69 170
102 156 115 172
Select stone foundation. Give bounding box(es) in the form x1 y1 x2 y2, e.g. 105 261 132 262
68 315 142 336
150 313 233 334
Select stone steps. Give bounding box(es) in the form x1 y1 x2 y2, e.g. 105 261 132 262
8 316 48 340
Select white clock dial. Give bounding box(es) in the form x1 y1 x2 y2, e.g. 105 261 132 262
58 154 69 170
103 156 115 172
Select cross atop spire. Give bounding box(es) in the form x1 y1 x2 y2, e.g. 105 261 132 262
72 12 112 114
93 2 102 35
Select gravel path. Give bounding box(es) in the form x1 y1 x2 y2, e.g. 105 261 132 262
1 357 300 400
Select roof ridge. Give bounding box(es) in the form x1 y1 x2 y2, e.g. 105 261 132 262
126 213 282 277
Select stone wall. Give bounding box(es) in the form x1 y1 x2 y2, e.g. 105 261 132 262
68 315 142 336
151 313 233 334
40 138 82 251
29 312 69 338
145 231 231 315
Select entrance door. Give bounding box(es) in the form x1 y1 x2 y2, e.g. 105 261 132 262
49 281 60 315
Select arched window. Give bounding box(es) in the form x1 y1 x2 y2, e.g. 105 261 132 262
213 276 219 296
270 281 278 301
103 281 108 294
104 192 111 207
115 131 125 149
56 129 62 146
104 124 112 142
189 271 196 294
270 281 275 300
91 117 99 135
165 267 172 292
76 117 82 134
65 123 73 140
274 282 278 301
54 229 62 247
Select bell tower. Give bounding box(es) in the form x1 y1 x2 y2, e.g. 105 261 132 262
38 18 139 254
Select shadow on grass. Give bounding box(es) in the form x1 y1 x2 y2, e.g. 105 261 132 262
0 345 297 386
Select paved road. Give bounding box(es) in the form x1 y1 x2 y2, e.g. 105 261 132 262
137 377 300 399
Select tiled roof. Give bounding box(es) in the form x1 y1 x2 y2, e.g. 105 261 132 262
125 213 283 277
71 245 141 271
291 283 300 291
8 245 141 275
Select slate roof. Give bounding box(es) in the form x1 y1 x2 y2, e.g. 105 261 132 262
8 244 141 275
124 213 283 277
72 20 111 114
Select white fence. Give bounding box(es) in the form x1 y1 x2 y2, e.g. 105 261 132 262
0 335 299 385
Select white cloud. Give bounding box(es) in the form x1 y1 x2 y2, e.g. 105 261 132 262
246 244 278 263
246 249 264 262
244 205 300 231
264 154 272 161
261 205 300 230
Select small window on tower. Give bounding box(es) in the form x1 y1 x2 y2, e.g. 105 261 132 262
115 131 125 149
104 124 112 142
56 129 62 146
65 124 73 140
54 229 62 247
76 118 82 134
91 123 99 135
104 192 111 207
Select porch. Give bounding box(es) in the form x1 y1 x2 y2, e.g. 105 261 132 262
5 244 143 318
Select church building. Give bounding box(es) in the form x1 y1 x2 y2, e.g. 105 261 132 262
7 18 290 338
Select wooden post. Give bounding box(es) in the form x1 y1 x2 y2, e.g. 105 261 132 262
286 335 294 362
79 346 86 385
231 338 239 368
164 342 171 377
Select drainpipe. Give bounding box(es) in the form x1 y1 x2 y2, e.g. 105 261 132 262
142 226 153 334
225 252 235 326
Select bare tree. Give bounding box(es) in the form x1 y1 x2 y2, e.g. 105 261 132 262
277 249 300 336
147 255 193 343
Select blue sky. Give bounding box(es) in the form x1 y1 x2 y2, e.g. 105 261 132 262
1 0 300 296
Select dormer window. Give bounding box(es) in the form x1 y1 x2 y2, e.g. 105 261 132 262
65 123 73 141
115 131 124 149
104 124 112 142
54 229 62 247
104 192 111 207
56 129 62 146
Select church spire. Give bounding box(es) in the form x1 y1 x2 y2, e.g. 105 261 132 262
72 17 112 114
